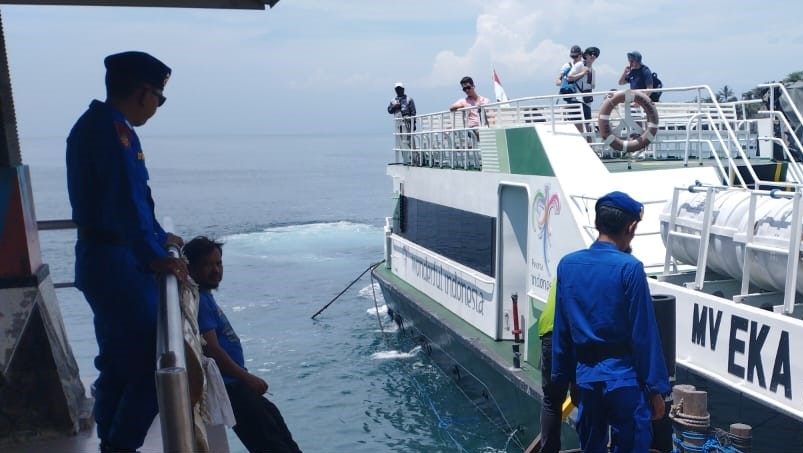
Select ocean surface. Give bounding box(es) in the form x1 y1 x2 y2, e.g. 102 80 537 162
22 133 520 453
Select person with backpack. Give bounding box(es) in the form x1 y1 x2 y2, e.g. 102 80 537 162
574 47 600 139
618 50 654 92
556 45 592 136
556 45 584 102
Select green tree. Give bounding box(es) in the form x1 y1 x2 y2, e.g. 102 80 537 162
785 71 803 83
717 85 737 102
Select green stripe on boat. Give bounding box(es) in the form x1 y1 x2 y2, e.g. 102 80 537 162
504 127 555 176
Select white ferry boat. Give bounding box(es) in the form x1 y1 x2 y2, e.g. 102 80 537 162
373 82 803 450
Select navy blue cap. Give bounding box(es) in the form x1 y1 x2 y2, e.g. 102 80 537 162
627 51 642 63
596 191 644 220
104 51 171 90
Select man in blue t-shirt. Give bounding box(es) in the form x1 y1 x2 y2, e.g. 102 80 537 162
618 50 654 91
185 236 301 453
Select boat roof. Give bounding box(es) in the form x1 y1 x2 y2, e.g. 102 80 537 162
0 0 279 9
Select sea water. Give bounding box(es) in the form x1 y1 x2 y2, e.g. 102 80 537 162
22 134 519 453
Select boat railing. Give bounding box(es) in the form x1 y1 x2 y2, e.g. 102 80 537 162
662 183 803 317
155 217 197 452
34 217 204 451
392 96 585 170
36 218 77 288
392 83 803 191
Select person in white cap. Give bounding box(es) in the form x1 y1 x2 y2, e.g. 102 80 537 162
387 82 416 152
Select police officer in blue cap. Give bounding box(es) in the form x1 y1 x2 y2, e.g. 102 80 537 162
67 51 188 452
552 191 670 453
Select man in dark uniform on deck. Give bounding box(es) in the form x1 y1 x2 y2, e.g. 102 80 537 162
552 191 670 453
66 51 188 452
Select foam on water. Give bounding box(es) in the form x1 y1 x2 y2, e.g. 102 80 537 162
358 282 384 302
222 221 383 263
370 345 422 360
365 303 388 316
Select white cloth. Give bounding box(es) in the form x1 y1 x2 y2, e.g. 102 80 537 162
179 279 210 452
202 357 236 427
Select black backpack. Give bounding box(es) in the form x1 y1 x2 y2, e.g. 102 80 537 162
650 72 663 102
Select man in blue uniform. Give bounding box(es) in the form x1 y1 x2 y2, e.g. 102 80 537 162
552 191 670 453
66 51 188 452
184 236 302 453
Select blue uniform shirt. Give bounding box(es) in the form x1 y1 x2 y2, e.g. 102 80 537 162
67 100 167 274
552 241 670 396
198 291 246 385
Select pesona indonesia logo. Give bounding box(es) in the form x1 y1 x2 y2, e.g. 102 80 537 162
532 184 561 275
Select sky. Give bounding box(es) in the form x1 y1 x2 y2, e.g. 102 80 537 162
2 0 803 138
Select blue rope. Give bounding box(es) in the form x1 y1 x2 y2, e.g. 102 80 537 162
672 429 745 453
410 375 473 453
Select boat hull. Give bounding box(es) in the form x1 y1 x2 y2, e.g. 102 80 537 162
373 265 580 451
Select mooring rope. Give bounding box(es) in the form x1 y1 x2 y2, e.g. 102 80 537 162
409 375 473 453
311 260 384 320
368 267 391 350
364 262 523 452
407 328 525 451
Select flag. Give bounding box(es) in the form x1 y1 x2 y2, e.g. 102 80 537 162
493 68 508 103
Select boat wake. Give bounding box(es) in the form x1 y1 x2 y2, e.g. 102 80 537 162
358 282 385 303
370 345 422 360
220 221 383 262
365 302 388 316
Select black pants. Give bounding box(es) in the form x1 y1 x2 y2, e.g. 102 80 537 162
540 333 569 453
226 382 302 453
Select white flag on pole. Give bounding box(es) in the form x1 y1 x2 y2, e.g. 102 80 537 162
493 68 508 103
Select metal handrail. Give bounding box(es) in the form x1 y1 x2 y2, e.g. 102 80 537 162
36 218 77 288
155 217 195 453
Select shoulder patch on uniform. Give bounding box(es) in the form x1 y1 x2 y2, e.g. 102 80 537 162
137 152 144 160
114 121 132 149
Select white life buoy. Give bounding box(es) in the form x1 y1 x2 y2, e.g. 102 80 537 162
598 90 659 153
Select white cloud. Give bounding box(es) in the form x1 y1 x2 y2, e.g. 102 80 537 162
3 0 803 136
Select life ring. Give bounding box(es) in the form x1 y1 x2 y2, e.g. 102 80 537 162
597 90 659 153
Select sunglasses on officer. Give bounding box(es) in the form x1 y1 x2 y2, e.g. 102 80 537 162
151 89 166 107
462 85 473 92
143 84 166 107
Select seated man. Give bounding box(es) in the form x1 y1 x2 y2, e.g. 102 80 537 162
184 236 302 453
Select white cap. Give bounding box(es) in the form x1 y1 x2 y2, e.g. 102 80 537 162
394 82 404 88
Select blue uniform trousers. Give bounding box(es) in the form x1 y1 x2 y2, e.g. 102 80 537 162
76 241 159 450
576 382 652 453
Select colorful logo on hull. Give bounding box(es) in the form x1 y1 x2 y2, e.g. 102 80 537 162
532 185 561 274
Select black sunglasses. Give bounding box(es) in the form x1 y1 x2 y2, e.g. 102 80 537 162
462 85 473 92
151 89 166 107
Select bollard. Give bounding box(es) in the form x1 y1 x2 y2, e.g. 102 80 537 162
729 423 752 452
512 343 521 368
